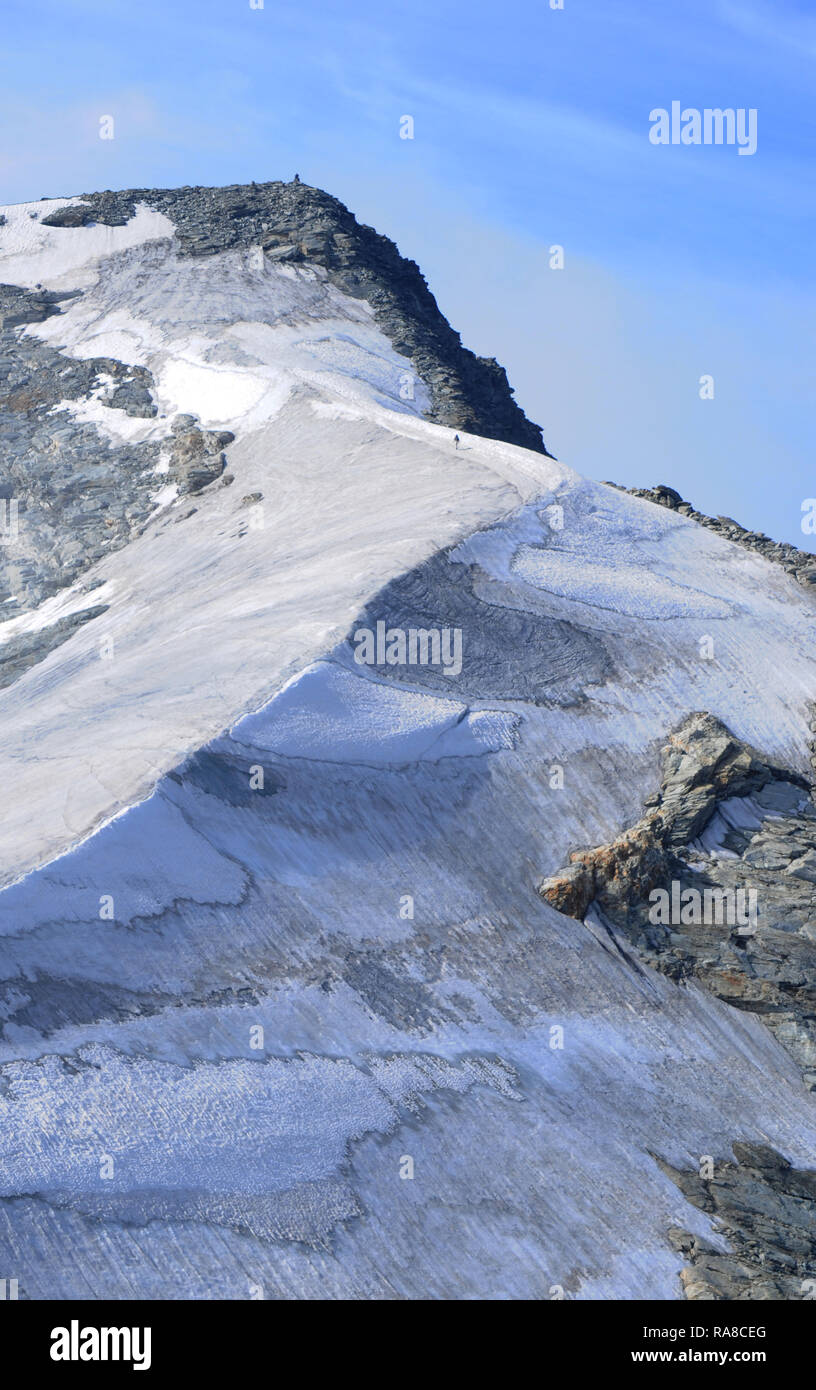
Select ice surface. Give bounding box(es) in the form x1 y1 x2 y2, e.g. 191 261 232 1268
231 661 517 763
1 198 815 1301
512 544 732 619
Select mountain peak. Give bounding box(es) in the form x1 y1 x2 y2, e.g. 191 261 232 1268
26 178 550 455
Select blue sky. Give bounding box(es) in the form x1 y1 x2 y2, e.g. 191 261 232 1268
1 0 813 546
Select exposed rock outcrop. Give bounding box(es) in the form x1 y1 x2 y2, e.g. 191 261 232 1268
41 181 550 454
0 179 552 649
0 602 107 688
168 416 234 495
539 714 816 1298
658 1144 816 1300
539 711 808 919
0 283 232 631
539 712 816 1088
0 284 165 613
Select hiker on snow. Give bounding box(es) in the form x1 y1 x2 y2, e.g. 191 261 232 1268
453 434 460 450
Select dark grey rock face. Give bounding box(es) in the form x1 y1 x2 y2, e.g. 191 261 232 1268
539 711 816 1088
169 422 234 495
605 481 816 589
103 366 157 419
47 180 551 454
659 1144 816 1300
0 602 107 689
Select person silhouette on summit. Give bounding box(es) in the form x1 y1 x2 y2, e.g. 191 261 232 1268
293 173 301 184
453 434 460 450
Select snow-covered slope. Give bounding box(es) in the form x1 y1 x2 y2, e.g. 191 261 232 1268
0 189 814 1301
0 195 556 882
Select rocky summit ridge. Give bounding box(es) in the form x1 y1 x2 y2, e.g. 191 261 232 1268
39 179 550 455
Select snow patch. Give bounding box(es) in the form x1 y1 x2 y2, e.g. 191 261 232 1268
512 545 732 620
231 660 516 763
0 200 175 290
49 395 164 444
